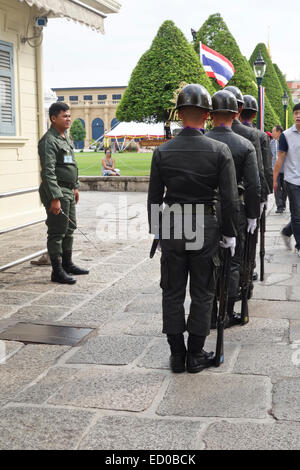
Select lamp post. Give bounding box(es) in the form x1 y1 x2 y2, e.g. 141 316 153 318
282 91 289 130
253 52 266 130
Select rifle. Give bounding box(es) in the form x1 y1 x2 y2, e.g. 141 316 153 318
150 238 159 258
215 247 232 367
260 205 266 281
240 231 251 325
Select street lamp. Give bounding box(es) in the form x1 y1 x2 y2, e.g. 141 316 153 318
253 52 266 130
282 91 289 130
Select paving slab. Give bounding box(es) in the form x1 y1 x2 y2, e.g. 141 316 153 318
261 273 293 285
13 367 75 405
125 295 162 314
157 374 270 419
0 305 17 320
125 313 163 337
234 343 300 379
0 340 23 363
79 415 203 450
31 292 89 307
48 368 166 411
137 337 238 374
60 303 115 328
0 291 39 306
290 320 300 342
67 335 151 365
273 378 300 421
97 312 138 335
203 420 300 450
9 306 66 323
219 317 288 344
287 287 300 301
252 285 287 301
0 345 69 407
0 406 95 450
54 281 109 294
249 300 300 320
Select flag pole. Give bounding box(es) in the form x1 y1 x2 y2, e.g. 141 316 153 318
199 41 202 64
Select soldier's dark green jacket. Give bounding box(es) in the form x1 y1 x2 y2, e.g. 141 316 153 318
38 125 79 203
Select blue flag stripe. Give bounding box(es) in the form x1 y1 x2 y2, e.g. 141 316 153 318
202 55 234 82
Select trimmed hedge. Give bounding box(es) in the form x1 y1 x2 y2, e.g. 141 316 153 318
249 43 290 129
116 20 215 123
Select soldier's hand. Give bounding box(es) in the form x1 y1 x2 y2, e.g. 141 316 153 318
74 189 79 204
50 199 61 215
219 236 236 257
273 180 278 193
247 218 257 235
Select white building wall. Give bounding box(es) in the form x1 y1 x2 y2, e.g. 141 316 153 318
0 0 44 231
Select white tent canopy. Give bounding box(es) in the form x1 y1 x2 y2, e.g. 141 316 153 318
106 121 181 139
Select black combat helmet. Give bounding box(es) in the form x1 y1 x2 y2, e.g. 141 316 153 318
224 86 244 106
211 90 238 113
243 95 258 112
176 84 212 111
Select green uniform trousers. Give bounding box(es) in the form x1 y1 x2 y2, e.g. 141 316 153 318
40 185 76 257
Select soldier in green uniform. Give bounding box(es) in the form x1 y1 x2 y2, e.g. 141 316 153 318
38 102 89 284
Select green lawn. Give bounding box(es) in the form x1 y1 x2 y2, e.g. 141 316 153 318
75 152 153 176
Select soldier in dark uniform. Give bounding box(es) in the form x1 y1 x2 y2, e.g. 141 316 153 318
225 86 269 206
147 84 239 374
206 91 261 327
38 102 89 284
225 86 270 288
240 95 273 200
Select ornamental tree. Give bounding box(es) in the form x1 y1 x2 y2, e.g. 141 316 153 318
195 13 279 130
70 119 86 148
116 20 215 123
249 43 289 128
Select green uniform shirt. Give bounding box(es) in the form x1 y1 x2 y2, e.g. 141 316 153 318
38 125 79 201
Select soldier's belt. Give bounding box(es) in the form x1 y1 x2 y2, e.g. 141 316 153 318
176 203 216 216
57 180 75 190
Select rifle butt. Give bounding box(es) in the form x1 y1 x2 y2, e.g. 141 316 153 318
241 290 249 325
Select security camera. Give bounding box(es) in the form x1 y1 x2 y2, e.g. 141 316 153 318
35 17 48 28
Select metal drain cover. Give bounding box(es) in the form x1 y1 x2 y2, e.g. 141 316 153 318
0 322 93 346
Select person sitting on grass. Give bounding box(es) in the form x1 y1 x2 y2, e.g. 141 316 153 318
102 148 120 176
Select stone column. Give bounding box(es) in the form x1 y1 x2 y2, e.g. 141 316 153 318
85 105 90 147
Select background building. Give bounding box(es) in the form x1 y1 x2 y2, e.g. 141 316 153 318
51 86 127 148
287 81 300 104
0 0 121 233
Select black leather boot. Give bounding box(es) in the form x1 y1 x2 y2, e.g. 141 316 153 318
167 334 186 373
186 335 215 373
62 251 89 275
224 298 242 329
50 256 76 284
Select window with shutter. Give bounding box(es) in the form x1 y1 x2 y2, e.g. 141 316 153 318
0 41 15 136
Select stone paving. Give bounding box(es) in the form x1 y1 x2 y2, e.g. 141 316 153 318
0 192 300 450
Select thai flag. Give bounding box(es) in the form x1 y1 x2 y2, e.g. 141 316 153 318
200 42 235 88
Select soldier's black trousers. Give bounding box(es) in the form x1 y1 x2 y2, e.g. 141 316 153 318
229 201 247 299
216 201 246 301
160 215 220 337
